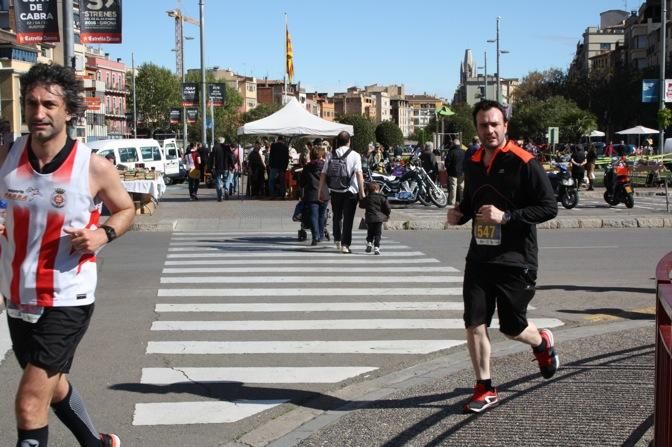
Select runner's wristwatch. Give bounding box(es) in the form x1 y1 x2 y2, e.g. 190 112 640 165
100 225 117 242
501 211 512 225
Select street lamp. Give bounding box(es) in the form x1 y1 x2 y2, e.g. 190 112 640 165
477 50 488 100
487 16 509 104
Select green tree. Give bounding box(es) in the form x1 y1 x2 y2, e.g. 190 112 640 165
508 95 597 143
411 128 431 146
444 103 476 144
127 63 181 130
336 114 375 153
375 121 404 149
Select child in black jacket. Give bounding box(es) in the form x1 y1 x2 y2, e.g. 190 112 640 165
359 182 391 254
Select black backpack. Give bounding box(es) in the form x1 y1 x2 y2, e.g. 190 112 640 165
326 148 353 191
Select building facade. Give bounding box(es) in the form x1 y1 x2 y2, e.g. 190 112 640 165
406 94 444 133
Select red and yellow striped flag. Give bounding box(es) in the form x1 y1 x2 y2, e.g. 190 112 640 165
286 24 294 82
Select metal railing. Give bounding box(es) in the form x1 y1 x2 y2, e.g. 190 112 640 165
654 251 672 446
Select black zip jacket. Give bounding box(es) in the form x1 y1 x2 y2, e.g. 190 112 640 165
458 140 557 269
359 191 391 224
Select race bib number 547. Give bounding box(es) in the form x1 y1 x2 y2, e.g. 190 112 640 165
474 223 502 246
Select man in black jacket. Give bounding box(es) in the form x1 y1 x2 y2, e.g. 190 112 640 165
211 137 234 201
447 100 558 414
444 139 465 205
268 136 290 198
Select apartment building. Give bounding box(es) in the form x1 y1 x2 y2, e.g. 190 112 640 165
570 10 628 75
306 92 335 121
406 94 444 133
256 78 305 106
333 87 377 121
85 49 128 140
201 68 258 113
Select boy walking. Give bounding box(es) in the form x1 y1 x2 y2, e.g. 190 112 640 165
359 182 390 255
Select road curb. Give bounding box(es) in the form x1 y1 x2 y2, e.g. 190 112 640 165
238 320 653 447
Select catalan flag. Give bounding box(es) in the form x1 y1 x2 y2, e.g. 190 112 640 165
286 24 294 82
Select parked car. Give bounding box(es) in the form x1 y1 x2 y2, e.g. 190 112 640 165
87 138 182 184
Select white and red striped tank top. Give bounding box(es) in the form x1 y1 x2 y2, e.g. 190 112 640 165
0 136 100 307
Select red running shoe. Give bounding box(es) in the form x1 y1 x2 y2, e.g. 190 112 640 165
463 383 499 414
534 328 560 379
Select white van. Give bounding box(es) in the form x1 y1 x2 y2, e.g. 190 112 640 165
87 138 182 184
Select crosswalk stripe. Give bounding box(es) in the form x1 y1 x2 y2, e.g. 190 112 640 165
157 287 463 297
155 302 536 312
162 266 458 274
140 366 378 384
133 401 289 426
169 241 404 247
167 245 410 251
159 275 462 284
150 318 563 331
146 339 466 355
155 302 465 312
166 251 429 258
164 258 441 265
170 238 403 244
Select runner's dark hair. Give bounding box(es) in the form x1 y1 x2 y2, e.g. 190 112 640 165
472 100 508 126
20 63 83 116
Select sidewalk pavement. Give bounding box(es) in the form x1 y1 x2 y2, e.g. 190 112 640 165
236 321 655 447
130 185 672 232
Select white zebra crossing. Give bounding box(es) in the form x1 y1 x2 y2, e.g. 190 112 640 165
133 231 562 427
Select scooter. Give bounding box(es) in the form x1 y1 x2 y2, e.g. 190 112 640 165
603 162 634 208
547 162 579 209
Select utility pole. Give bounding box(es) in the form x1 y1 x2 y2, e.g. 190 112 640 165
132 52 137 138
199 0 207 149
660 0 667 154
487 17 509 104
483 51 488 100
63 0 74 68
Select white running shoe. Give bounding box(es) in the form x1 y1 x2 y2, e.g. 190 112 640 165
374 247 380 255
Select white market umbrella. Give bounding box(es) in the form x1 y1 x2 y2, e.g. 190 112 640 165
583 130 605 138
615 125 658 135
615 125 658 148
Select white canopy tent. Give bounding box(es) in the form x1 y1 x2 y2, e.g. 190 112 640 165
237 97 354 137
583 130 605 138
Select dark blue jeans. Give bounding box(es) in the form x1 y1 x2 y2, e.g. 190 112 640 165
307 201 327 241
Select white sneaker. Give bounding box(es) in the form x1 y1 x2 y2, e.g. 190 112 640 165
335 241 341 251
374 247 380 255
341 245 352 254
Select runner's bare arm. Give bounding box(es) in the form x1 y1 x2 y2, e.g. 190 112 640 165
66 154 135 253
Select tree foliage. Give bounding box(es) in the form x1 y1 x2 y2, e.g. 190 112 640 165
336 114 375 153
375 121 404 149
508 96 597 143
127 63 181 130
443 103 476 144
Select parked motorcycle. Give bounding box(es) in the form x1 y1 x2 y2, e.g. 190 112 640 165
547 161 579 209
365 156 448 208
603 162 634 208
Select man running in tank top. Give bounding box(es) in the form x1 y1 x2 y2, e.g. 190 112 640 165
0 64 135 446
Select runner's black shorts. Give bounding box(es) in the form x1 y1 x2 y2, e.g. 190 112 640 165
7 303 95 373
462 262 536 336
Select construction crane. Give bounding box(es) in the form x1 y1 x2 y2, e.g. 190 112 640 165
167 0 200 80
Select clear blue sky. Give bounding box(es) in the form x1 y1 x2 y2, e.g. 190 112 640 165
99 0 638 99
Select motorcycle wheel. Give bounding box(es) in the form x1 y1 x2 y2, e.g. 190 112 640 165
417 188 431 206
603 191 617 206
624 193 634 208
561 190 579 209
429 186 448 208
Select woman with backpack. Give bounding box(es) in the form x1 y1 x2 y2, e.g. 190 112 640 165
318 131 365 254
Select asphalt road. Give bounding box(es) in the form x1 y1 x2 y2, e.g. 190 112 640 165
0 228 668 446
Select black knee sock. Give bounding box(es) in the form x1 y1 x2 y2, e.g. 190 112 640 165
533 338 547 353
17 425 48 447
477 379 493 390
51 382 99 447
